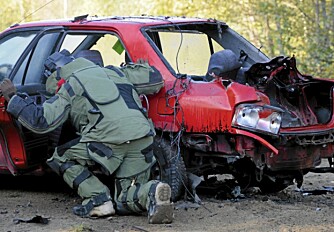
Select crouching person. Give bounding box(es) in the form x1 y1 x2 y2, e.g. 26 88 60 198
0 50 173 224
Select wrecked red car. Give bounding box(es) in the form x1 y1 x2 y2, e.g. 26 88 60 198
0 15 333 200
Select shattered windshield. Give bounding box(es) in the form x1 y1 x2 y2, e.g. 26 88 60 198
157 31 220 76
145 23 269 77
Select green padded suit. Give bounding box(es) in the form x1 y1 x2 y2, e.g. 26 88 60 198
7 58 161 215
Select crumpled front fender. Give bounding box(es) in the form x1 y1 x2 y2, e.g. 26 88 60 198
234 128 279 155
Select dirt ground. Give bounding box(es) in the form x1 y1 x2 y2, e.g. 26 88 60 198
1 160 334 232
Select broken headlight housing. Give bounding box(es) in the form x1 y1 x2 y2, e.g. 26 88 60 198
232 104 282 135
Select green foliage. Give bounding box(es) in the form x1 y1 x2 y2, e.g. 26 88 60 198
0 0 333 78
67 224 93 232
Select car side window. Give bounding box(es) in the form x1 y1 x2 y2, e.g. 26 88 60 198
0 31 37 82
91 34 127 66
21 33 61 85
60 33 127 67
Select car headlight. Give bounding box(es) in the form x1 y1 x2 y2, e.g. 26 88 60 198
232 104 282 135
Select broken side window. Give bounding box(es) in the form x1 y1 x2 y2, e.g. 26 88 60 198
60 33 128 67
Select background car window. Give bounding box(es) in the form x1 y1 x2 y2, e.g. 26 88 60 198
61 34 87 53
61 33 126 67
0 31 37 81
91 34 127 66
158 31 223 76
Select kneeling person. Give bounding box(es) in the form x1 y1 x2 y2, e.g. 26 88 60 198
0 50 173 224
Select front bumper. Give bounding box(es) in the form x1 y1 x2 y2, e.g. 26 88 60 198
234 128 334 171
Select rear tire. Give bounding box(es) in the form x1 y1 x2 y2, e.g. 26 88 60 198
152 137 187 202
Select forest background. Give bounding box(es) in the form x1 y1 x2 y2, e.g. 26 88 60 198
1 0 333 78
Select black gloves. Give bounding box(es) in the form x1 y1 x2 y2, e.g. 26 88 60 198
0 78 17 101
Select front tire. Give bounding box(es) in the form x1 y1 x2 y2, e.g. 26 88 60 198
152 137 187 202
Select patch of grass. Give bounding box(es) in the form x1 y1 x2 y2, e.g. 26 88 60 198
67 224 93 232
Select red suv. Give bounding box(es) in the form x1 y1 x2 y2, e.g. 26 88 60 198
1 15 333 200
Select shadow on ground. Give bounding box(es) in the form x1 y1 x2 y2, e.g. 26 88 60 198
0 174 71 193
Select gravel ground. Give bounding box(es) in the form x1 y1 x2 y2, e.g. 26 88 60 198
1 161 334 232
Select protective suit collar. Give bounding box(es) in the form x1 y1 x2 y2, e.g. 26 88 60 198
59 58 96 80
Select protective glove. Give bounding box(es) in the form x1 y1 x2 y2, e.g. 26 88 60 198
0 78 16 101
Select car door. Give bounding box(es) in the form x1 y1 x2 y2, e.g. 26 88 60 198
0 27 65 174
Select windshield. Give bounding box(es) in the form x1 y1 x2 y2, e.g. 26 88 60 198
145 23 269 78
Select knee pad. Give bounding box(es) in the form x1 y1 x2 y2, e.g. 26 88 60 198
46 159 76 176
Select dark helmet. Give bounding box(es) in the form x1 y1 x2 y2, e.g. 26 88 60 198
44 49 74 79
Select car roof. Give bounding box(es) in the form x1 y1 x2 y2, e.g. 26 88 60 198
9 15 227 29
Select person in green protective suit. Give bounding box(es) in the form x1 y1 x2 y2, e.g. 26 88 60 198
0 49 173 224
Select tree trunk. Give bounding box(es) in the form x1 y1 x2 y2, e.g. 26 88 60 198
315 0 320 45
265 15 275 57
320 0 329 47
274 0 284 55
332 0 334 33
331 0 334 47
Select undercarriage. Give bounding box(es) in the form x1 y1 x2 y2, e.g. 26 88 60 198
153 128 334 201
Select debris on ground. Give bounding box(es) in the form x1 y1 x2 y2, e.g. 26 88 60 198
13 215 49 225
174 201 201 210
187 173 202 203
295 186 334 196
131 225 149 232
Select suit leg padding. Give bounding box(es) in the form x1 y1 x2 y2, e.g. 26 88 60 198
114 169 157 214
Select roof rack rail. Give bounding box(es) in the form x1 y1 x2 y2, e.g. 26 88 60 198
72 14 89 23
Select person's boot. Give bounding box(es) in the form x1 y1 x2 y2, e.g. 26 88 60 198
89 200 115 217
148 182 174 224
